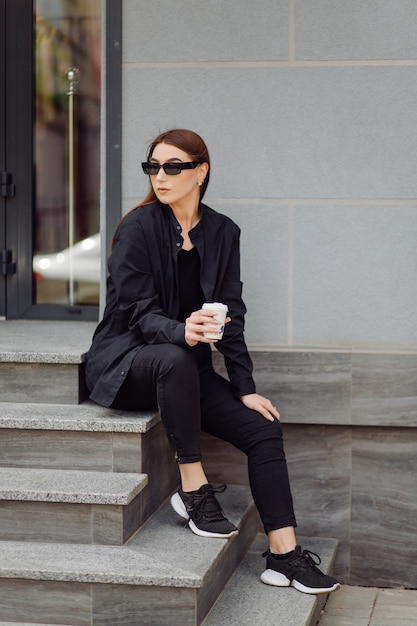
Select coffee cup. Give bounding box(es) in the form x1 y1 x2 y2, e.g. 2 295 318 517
202 302 228 339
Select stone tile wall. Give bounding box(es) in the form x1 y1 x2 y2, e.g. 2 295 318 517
202 348 417 587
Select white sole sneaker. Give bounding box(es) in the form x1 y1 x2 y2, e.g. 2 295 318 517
170 492 189 520
261 568 340 594
260 569 291 587
292 579 340 595
170 492 239 539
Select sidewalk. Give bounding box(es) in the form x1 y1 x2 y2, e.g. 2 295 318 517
317 585 417 626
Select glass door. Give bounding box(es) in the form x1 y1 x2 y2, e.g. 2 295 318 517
33 0 101 308
1 0 106 320
1 0 121 320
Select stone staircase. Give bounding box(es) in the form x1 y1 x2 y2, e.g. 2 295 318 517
0 321 339 625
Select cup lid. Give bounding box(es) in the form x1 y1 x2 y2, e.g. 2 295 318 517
202 302 228 311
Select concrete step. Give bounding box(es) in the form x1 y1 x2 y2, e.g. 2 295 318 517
0 401 158 472
0 467 148 545
0 320 95 404
202 535 339 626
0 401 179 520
0 485 259 626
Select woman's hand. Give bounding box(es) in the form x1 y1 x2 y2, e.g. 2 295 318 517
240 393 280 422
185 308 231 347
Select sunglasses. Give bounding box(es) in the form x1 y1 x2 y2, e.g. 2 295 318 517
141 161 202 176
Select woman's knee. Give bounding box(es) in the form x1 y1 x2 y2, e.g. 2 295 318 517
131 343 194 374
158 344 196 375
245 417 284 452
246 427 288 468
143 344 199 391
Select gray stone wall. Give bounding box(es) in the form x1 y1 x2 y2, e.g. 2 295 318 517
205 348 417 587
121 0 417 347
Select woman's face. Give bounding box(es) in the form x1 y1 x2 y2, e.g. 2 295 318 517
149 143 208 209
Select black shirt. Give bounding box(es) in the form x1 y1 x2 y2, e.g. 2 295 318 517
177 247 205 323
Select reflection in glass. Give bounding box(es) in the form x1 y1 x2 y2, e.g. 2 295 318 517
33 0 101 305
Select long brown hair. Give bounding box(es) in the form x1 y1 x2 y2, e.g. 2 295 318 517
139 128 211 206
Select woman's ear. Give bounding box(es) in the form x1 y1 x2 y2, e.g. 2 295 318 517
199 162 209 180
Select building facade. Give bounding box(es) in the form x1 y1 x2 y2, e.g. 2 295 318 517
1 0 416 586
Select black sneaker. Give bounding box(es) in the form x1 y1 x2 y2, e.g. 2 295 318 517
170 483 238 538
261 545 340 594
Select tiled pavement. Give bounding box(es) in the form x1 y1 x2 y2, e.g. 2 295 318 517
318 585 417 626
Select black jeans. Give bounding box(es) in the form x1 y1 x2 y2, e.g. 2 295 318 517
112 342 297 533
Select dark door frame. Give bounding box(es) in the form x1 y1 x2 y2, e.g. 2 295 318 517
0 0 6 318
1 0 121 321
4 0 34 319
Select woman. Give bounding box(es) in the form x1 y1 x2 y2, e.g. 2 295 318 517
86 129 339 595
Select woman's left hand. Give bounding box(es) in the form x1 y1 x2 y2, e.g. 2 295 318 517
240 393 280 422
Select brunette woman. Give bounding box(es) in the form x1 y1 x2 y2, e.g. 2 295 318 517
86 129 339 595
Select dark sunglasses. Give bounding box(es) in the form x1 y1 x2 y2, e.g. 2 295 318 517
141 161 202 176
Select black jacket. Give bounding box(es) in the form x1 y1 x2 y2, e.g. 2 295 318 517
85 200 256 406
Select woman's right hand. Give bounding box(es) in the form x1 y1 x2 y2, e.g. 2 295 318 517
185 308 231 347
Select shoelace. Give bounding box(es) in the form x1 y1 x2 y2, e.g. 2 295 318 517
290 548 323 572
191 484 227 522
262 546 325 575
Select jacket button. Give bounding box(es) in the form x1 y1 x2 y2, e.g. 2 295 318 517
176 242 181 247
121 371 125 376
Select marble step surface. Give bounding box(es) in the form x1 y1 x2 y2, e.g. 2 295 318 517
0 485 259 626
0 467 148 545
202 535 339 626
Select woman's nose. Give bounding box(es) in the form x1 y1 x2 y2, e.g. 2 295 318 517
156 166 166 180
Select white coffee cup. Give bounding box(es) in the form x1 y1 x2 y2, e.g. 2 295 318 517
202 302 228 339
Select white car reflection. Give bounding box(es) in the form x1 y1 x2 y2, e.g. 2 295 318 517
33 234 100 283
